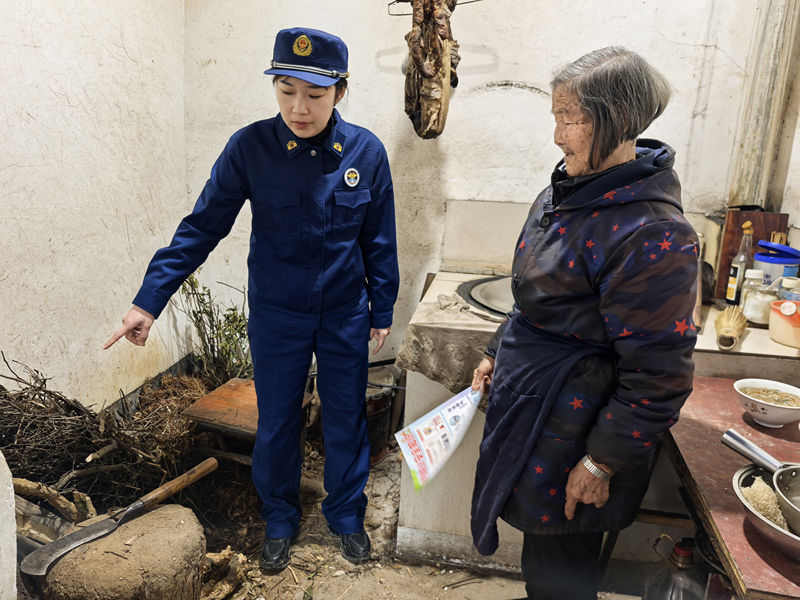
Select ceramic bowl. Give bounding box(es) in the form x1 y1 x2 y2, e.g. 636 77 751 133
733 378 800 428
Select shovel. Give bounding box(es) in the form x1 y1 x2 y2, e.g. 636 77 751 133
20 457 218 577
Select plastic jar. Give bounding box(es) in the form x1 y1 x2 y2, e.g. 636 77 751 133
743 285 778 325
754 253 800 285
779 276 800 301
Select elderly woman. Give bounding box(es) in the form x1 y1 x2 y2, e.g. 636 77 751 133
470 47 698 599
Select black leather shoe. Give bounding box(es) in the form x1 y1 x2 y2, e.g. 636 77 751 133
260 536 292 573
329 527 371 564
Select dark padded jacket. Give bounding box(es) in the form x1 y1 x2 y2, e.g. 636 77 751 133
472 140 698 553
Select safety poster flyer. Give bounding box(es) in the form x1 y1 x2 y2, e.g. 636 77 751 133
395 387 481 489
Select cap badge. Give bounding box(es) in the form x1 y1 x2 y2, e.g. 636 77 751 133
344 168 360 187
293 35 312 57
287 140 297 151
333 142 343 154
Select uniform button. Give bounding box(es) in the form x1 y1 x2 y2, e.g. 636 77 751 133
540 215 551 227
310 149 318 157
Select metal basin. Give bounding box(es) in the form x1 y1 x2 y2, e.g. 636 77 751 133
456 276 513 317
733 464 800 561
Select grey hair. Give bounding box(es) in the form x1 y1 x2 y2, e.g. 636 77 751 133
551 47 671 170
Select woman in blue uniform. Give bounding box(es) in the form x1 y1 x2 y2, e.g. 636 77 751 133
104 28 399 572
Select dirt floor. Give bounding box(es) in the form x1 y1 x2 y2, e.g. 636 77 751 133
16 442 642 600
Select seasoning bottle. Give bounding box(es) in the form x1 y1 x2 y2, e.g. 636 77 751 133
726 221 754 305
740 269 763 309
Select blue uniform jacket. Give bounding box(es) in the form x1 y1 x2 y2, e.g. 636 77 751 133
472 140 698 553
132 110 399 328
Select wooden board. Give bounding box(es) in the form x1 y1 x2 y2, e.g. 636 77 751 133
714 210 789 299
667 376 800 599
183 378 258 440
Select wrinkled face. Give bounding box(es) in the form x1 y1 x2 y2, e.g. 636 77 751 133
276 76 342 138
552 86 594 176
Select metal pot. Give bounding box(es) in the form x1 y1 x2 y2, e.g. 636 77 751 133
722 429 800 536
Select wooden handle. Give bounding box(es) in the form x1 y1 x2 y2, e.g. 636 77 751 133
139 458 218 509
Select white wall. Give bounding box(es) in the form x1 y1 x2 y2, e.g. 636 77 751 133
0 1 185 408
2 0 788 407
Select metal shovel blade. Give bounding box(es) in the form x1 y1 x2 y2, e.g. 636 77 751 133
20 516 120 576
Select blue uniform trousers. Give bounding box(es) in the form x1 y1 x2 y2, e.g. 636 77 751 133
249 292 371 538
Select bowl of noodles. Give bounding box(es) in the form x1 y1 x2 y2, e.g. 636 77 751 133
734 378 800 428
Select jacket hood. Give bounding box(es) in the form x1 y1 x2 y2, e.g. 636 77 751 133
552 139 682 213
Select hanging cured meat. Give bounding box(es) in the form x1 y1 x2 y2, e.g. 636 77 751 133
403 0 461 139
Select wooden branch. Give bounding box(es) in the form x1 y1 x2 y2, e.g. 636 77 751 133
72 490 98 521
14 494 76 542
56 463 128 490
13 478 80 522
85 440 119 463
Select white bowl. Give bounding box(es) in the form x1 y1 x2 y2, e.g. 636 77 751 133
734 378 800 428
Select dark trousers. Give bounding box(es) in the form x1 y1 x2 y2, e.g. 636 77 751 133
249 292 371 538
520 531 604 600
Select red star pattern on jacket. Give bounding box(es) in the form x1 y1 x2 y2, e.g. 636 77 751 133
586 239 596 248
674 319 689 336
659 239 672 251
535 465 543 474
569 397 584 410
603 190 617 200
558 227 566 235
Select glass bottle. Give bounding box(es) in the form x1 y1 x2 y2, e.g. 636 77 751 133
726 221 753 305
740 268 763 309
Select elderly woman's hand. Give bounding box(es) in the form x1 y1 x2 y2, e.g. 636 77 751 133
471 357 495 391
564 457 613 520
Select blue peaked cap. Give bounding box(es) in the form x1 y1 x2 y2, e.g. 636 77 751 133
264 27 349 87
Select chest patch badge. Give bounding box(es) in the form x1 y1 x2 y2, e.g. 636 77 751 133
293 35 312 57
287 140 297 151
344 168 360 187
333 142 343 154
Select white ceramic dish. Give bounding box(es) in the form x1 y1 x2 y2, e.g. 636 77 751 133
733 378 800 428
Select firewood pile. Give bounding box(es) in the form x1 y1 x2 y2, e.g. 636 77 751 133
1 353 206 516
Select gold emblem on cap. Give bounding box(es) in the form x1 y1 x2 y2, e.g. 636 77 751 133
293 35 312 57
287 140 297 151
333 142 343 153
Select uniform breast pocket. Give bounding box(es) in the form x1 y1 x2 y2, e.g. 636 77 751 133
333 189 371 238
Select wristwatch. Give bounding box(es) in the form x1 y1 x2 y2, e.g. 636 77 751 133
582 455 611 480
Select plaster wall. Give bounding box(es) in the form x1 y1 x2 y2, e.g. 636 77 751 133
783 91 800 244
0 2 185 408
185 0 755 362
